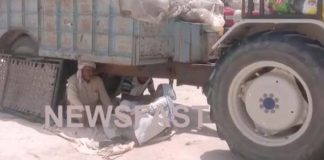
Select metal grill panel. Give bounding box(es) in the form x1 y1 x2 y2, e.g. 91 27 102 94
0 56 10 105
0 55 61 118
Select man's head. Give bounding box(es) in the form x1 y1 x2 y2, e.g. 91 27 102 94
78 61 96 82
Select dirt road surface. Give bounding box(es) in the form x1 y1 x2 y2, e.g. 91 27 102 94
0 79 240 160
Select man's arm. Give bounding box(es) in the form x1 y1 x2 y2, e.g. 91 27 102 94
148 78 155 96
66 78 83 105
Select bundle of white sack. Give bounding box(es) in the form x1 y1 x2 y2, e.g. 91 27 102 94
119 0 225 33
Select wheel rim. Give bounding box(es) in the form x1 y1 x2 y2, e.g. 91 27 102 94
228 61 313 147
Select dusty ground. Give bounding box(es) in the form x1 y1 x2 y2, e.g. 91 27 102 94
0 79 240 160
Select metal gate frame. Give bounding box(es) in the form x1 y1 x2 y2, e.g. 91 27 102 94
0 54 63 119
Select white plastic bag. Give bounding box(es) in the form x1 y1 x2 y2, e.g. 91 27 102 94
120 0 170 23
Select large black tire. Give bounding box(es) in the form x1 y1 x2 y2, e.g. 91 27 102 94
207 31 324 160
9 36 38 56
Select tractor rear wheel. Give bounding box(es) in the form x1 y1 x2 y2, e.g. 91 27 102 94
10 36 38 56
208 32 324 160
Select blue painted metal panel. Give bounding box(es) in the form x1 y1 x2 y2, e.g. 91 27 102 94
174 22 191 63
173 22 209 63
0 0 211 65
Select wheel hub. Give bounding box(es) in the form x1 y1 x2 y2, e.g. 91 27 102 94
260 94 279 113
244 69 307 135
263 97 276 110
